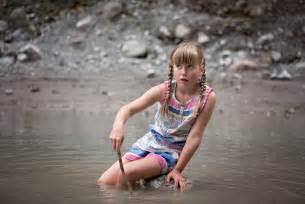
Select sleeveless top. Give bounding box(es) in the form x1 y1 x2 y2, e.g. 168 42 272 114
131 80 213 162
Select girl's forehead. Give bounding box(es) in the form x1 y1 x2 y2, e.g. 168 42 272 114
171 47 202 65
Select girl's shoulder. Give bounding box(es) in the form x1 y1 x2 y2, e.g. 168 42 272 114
159 80 175 104
199 84 215 112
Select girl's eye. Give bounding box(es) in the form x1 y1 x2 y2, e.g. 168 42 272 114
187 64 194 69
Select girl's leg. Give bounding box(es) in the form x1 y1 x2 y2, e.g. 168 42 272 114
97 155 162 186
116 156 162 185
96 157 131 186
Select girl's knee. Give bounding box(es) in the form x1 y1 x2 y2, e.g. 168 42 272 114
117 167 138 184
96 170 119 186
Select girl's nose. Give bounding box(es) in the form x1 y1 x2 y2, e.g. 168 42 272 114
181 66 187 74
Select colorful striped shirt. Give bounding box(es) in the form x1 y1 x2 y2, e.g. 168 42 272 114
127 80 213 171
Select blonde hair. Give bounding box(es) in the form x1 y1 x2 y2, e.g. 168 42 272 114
161 41 206 119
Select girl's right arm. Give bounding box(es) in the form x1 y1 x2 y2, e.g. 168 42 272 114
110 83 164 152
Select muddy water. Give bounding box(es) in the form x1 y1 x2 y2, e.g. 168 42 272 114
0 77 305 204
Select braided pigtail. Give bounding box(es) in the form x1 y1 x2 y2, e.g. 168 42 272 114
193 62 207 119
161 65 174 117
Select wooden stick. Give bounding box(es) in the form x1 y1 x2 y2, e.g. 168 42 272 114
117 150 133 192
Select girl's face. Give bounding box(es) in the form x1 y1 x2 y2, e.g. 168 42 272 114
173 62 204 87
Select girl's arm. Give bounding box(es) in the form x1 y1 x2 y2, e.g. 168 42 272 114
110 84 163 152
166 91 216 190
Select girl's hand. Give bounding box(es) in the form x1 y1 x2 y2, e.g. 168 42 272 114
109 127 124 152
166 169 187 191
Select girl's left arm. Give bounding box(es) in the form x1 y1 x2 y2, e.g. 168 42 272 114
166 91 216 190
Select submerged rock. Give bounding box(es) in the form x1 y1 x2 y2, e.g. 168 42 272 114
144 174 192 190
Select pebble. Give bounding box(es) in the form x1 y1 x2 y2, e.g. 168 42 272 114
277 69 292 80
146 69 156 78
122 40 148 58
197 32 209 44
4 89 13 95
175 24 191 39
76 16 93 29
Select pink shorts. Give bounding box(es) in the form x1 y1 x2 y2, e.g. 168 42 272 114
124 152 169 174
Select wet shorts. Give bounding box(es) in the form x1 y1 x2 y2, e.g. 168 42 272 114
124 146 177 174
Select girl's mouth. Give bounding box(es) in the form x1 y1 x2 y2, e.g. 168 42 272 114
180 78 189 82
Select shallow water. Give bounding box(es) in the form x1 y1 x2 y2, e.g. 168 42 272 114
1 93 305 204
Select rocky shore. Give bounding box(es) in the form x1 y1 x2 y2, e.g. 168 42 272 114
0 0 304 81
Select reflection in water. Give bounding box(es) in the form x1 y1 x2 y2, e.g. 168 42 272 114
0 107 305 204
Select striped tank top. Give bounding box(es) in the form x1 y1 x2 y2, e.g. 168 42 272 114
131 80 213 164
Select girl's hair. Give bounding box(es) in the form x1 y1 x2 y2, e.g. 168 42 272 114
161 41 206 119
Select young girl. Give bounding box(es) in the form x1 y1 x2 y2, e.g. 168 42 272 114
97 41 216 191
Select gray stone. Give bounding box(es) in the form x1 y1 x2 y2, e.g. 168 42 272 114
175 24 191 39
76 16 93 29
271 51 281 62
0 56 15 67
0 20 8 33
249 6 264 17
122 40 147 58
257 33 274 45
144 175 192 190
17 53 28 62
19 44 42 61
4 89 13 95
146 69 156 78
296 62 305 70
103 2 123 20
277 69 292 80
270 70 278 80
229 59 258 71
10 7 26 19
158 26 173 39
197 32 209 44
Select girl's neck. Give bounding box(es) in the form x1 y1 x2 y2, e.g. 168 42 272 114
175 83 198 104
176 83 198 95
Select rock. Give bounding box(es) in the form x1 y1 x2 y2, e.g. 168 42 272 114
220 50 232 67
249 6 264 17
197 32 210 44
122 40 148 58
76 16 93 29
5 29 30 42
102 2 123 20
17 53 28 62
271 51 281 62
0 56 15 67
70 36 84 46
18 44 42 61
144 174 192 190
0 20 8 33
4 89 13 95
146 69 156 78
229 59 258 71
30 85 40 93
296 62 305 71
158 26 173 39
277 69 292 80
232 73 242 81
270 69 278 80
175 24 191 39
257 33 274 45
10 7 26 19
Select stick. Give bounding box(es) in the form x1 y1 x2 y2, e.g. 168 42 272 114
117 150 133 192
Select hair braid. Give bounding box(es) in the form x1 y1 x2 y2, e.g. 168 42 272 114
193 71 207 119
161 65 174 117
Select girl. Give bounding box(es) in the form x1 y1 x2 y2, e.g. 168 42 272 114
97 41 216 191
